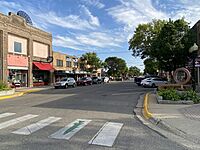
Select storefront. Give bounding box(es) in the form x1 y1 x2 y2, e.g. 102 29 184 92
8 66 28 87
7 54 29 87
32 62 54 86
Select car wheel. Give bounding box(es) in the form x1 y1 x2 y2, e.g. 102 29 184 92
65 84 68 89
54 87 58 89
73 83 76 88
152 83 156 88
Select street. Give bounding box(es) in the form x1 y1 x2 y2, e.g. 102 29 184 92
0 82 186 150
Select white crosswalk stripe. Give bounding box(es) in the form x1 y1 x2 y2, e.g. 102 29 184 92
0 113 124 147
0 113 16 119
88 122 123 147
0 114 38 130
12 117 61 135
49 119 91 140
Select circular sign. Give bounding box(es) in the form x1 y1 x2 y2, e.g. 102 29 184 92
173 68 191 84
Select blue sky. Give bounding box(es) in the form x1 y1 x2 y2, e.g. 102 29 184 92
0 0 200 71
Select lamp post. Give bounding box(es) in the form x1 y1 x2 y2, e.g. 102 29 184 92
189 43 198 91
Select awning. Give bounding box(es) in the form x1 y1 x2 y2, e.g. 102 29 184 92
8 66 28 70
33 62 54 71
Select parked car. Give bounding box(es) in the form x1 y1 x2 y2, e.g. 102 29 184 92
92 77 101 84
54 77 76 89
135 75 160 86
141 77 168 87
102 77 110 83
76 77 92 86
12 80 21 87
134 76 145 86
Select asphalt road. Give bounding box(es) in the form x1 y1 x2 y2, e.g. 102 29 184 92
0 81 187 150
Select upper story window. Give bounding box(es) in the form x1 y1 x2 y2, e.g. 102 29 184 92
56 59 63 67
73 62 78 68
66 61 72 67
14 42 22 53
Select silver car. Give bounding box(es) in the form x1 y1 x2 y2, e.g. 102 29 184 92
54 78 76 89
141 77 168 87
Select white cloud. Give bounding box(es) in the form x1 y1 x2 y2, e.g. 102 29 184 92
53 30 125 51
82 0 105 9
170 1 200 26
34 9 100 31
0 0 21 9
81 5 100 27
107 0 168 32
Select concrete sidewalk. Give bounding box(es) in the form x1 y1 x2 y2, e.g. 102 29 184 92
148 93 200 145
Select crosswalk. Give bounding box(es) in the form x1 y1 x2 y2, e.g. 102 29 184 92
0 112 123 147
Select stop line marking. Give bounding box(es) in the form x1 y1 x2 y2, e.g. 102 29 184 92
89 122 123 147
49 119 91 140
12 117 61 135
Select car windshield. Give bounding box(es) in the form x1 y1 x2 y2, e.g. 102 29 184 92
60 78 68 81
80 77 87 80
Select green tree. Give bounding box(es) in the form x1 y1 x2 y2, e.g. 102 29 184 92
104 57 127 77
143 58 158 75
129 19 166 59
81 52 102 72
151 18 190 72
128 66 141 76
129 18 194 75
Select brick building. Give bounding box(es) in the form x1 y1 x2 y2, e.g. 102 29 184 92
53 52 88 81
0 12 53 87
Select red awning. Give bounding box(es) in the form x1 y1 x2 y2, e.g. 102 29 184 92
33 62 54 71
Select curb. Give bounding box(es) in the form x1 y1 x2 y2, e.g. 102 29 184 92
143 93 152 119
143 93 186 136
0 88 47 101
0 92 24 100
134 93 200 150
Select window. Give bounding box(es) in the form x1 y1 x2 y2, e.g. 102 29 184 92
73 62 78 68
56 59 63 67
14 42 22 53
66 61 71 67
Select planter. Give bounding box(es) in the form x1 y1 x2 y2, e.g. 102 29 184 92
156 93 194 104
0 89 15 96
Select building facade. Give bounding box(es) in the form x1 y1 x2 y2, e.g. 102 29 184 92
0 12 53 87
53 52 88 81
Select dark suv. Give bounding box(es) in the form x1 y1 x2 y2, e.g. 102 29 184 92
76 77 92 86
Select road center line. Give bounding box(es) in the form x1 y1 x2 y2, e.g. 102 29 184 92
0 113 16 119
49 119 91 140
88 122 123 147
12 117 61 135
0 114 38 130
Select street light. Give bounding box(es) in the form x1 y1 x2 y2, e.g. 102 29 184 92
189 43 198 91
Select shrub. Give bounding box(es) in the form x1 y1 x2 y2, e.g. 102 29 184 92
158 89 200 103
0 81 11 91
158 89 180 101
185 90 200 104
